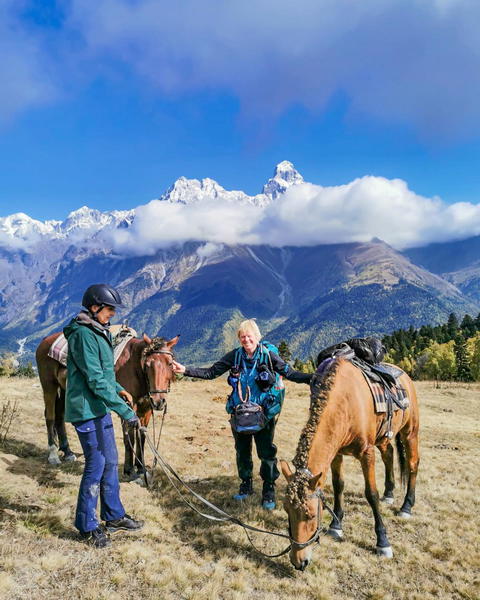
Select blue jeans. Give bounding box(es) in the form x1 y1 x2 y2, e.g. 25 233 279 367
73 413 125 533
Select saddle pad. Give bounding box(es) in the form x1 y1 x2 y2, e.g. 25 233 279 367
47 334 69 366
113 330 135 364
47 327 136 367
362 377 409 413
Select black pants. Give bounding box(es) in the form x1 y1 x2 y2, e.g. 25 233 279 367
232 418 279 483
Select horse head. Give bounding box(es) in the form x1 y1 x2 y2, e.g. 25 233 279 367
141 334 180 410
281 460 323 571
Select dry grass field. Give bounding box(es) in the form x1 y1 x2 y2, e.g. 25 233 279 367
0 377 479 600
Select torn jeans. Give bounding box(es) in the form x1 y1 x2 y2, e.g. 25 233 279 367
73 412 125 533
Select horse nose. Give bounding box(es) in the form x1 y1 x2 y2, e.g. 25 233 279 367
153 398 166 410
295 559 310 571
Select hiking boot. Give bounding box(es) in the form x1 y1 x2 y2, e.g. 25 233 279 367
233 478 253 500
262 481 276 510
105 513 144 533
80 526 111 548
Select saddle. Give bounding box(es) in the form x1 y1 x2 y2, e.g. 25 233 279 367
316 338 409 439
47 324 137 367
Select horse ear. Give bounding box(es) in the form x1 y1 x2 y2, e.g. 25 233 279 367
309 472 322 490
280 459 294 482
167 335 180 348
143 333 152 345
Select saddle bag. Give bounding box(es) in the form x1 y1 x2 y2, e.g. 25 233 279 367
230 401 266 434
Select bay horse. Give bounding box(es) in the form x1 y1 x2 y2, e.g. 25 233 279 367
281 358 419 570
35 331 179 477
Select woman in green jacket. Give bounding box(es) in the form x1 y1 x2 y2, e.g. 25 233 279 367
64 284 143 548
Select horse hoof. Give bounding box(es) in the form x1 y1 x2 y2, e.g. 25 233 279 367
397 510 411 519
327 528 344 540
63 453 76 463
131 472 151 486
380 496 394 505
132 476 147 487
47 445 61 465
376 546 393 558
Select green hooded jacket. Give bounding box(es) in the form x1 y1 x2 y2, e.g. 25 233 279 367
63 312 136 423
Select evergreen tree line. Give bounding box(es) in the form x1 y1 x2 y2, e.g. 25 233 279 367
382 312 480 381
277 311 480 381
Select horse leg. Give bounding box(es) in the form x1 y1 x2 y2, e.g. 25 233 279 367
135 411 152 475
54 389 75 462
398 430 420 519
360 446 393 558
122 420 136 478
42 387 61 466
327 453 345 540
379 442 395 504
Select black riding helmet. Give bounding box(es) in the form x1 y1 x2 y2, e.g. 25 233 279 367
82 284 124 310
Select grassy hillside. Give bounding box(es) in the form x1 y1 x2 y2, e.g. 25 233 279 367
0 377 478 600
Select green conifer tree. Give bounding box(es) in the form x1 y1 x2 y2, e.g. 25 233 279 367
277 340 292 363
454 335 473 381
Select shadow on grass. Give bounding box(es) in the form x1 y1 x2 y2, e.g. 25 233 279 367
148 472 297 578
1 437 84 487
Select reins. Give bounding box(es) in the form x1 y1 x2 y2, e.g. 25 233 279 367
140 428 336 559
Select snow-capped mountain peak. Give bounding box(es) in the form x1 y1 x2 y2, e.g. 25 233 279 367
160 176 254 206
0 212 60 239
262 160 304 199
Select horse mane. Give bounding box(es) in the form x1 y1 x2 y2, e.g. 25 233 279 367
287 358 341 509
141 337 169 359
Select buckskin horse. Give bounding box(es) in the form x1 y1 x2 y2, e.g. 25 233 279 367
281 357 419 570
35 331 178 478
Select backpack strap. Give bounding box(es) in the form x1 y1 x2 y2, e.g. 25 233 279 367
260 342 275 373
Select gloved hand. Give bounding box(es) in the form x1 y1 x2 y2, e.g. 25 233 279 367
126 415 140 429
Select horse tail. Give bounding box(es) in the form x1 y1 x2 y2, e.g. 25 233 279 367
395 433 408 489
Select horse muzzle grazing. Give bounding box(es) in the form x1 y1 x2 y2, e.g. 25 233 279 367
293 556 311 572
290 543 314 571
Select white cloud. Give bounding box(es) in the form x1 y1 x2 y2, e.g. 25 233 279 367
66 0 480 142
3 1 480 142
111 197 261 255
110 175 480 254
0 1 57 121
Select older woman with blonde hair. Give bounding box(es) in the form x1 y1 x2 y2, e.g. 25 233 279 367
173 319 311 510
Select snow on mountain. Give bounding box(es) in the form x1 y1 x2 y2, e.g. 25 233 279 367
60 206 134 235
159 161 304 207
0 212 60 240
160 176 250 205
0 206 134 249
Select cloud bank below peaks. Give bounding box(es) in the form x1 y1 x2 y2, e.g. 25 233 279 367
110 173 480 254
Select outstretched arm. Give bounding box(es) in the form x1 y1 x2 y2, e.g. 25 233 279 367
172 349 237 380
269 351 313 383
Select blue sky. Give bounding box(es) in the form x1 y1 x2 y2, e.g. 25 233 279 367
1 0 480 222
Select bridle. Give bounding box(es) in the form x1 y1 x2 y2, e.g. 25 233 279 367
142 349 174 408
287 468 336 551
